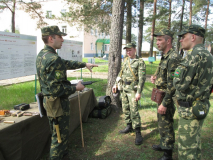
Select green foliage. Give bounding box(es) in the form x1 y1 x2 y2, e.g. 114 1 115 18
122 29 138 44
0 1 47 30
61 0 113 34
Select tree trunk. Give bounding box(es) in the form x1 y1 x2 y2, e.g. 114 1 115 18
11 0 16 33
126 0 132 43
149 0 157 58
189 0 192 25
177 0 185 53
168 0 172 29
137 0 144 57
203 0 210 44
106 0 124 107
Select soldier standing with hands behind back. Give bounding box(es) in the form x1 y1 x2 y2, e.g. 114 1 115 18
112 43 146 145
151 29 182 160
173 25 213 160
36 25 98 160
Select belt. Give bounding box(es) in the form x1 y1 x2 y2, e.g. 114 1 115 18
124 81 131 85
177 100 192 108
177 98 200 108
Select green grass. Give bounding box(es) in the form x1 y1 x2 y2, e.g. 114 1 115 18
80 58 159 75
0 77 107 110
1 62 213 160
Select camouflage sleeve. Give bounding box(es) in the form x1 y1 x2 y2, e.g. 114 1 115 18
162 55 181 107
61 59 86 70
45 57 76 97
137 59 146 94
114 59 126 86
173 56 199 92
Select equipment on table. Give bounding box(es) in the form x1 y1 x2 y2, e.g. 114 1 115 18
0 110 10 116
14 103 30 111
70 80 101 87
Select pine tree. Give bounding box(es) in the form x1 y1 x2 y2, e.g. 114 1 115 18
0 0 46 33
106 0 125 107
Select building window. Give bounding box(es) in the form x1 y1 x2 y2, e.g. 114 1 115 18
61 9 66 14
62 26 67 34
91 29 93 35
95 29 97 36
46 11 52 18
105 45 109 51
91 43 93 50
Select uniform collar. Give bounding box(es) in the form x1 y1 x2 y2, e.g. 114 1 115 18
44 45 57 54
162 48 173 59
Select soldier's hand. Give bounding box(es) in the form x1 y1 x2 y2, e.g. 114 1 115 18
135 93 141 101
151 76 156 84
86 63 98 72
76 81 85 91
112 85 117 93
158 104 167 115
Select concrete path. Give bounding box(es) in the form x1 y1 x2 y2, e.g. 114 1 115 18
0 70 151 86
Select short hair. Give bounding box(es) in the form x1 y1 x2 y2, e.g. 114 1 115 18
42 35 56 44
164 35 173 43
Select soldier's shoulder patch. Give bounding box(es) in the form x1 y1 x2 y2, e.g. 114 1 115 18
170 71 175 78
174 69 180 78
55 70 62 79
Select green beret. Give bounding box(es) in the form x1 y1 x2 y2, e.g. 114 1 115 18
41 25 67 36
178 25 205 38
153 28 174 38
123 43 136 49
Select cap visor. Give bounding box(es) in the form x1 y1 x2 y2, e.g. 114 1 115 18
178 31 187 37
123 47 131 49
59 32 67 36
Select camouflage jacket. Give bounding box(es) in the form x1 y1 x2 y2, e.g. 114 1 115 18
116 56 146 94
155 48 182 107
173 44 213 102
36 45 86 98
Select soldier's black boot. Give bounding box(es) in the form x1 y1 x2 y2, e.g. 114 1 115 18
135 127 143 145
152 144 165 151
158 150 173 160
119 123 133 134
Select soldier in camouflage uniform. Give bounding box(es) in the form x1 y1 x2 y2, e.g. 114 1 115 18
151 29 182 160
36 25 98 160
173 25 213 160
112 43 146 145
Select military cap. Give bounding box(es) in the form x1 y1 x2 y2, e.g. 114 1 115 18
123 43 136 49
178 25 205 37
41 25 67 36
153 28 174 38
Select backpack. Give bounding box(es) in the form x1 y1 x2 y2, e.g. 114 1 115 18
96 96 111 109
89 96 112 119
89 105 112 119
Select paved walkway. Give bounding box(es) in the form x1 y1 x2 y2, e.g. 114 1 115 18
0 69 108 86
0 70 151 86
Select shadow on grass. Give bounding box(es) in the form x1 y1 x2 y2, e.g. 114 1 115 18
64 104 180 160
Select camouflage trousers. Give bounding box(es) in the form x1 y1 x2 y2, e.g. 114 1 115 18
178 104 208 160
45 98 70 160
120 90 141 129
157 104 176 150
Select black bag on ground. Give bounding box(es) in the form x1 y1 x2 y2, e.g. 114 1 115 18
96 96 111 109
89 105 112 119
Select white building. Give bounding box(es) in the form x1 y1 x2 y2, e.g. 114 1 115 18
0 0 84 54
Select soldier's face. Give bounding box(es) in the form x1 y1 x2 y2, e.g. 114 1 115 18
126 48 136 59
156 36 167 52
52 35 64 49
180 33 193 50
